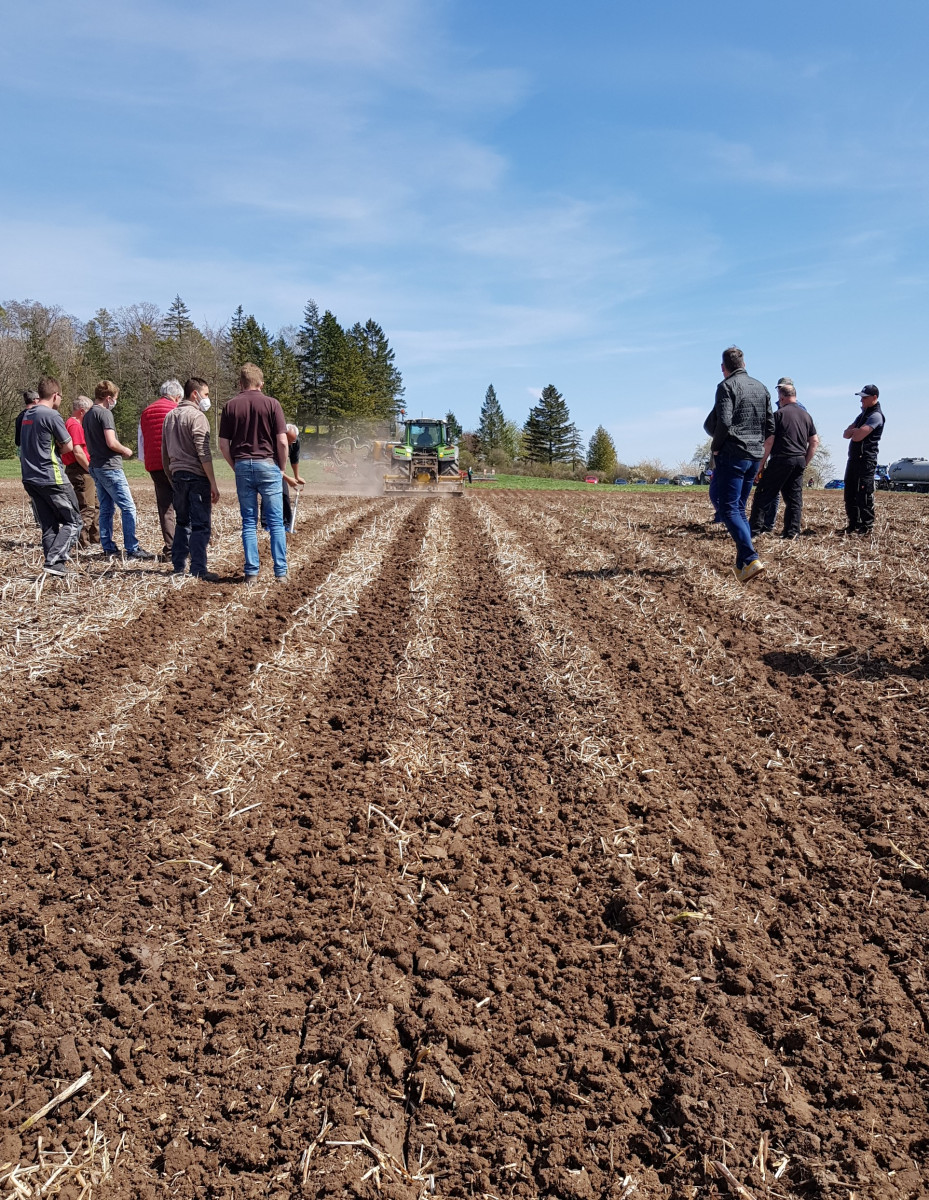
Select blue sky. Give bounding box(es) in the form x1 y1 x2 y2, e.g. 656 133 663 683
3 0 928 468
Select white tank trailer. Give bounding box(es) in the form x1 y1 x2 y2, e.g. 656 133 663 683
888 458 929 493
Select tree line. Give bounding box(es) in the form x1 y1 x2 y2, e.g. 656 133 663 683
462 383 618 478
0 297 404 455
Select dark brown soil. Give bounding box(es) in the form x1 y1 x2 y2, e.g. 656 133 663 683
1 490 927 1199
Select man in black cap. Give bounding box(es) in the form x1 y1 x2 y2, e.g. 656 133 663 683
842 384 884 535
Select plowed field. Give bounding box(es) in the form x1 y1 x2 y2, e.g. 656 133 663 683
1 484 928 1200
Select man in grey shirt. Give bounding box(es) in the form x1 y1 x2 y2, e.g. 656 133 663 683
18 376 83 576
83 379 155 561
708 346 774 584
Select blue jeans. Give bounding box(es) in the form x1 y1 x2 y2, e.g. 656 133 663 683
172 471 212 575
715 455 759 568
91 467 139 554
234 459 288 577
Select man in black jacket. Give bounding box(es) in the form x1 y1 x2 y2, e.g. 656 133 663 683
843 385 884 535
709 346 775 583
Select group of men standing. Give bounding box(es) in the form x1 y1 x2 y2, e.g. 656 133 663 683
16 363 303 582
707 345 885 583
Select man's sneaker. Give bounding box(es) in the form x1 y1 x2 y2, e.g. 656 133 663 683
101 549 120 559
127 549 157 561
740 559 765 584
244 575 259 588
192 571 220 583
43 561 68 577
273 574 289 583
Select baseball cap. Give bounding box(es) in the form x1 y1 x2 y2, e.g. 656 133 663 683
776 377 795 389
855 384 879 397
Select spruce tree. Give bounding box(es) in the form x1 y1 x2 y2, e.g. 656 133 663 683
296 300 325 421
445 411 462 442
477 384 505 454
587 425 618 474
522 385 576 464
349 319 404 420
166 295 195 341
318 312 368 421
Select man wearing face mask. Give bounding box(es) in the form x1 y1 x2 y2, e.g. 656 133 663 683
161 376 220 580
83 379 156 561
18 376 83 576
138 379 182 560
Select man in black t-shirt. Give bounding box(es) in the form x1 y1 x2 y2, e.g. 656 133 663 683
18 377 83 576
749 379 819 539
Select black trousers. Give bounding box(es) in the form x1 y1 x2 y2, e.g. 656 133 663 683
844 463 876 531
749 455 807 537
23 480 83 565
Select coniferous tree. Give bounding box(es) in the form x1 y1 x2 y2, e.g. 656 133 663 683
587 425 618 474
318 311 369 420
349 319 404 419
445 411 462 441
477 384 505 454
165 295 196 341
296 300 325 420
522 384 576 465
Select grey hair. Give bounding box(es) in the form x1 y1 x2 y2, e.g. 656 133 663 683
285 423 299 437
74 394 93 411
160 379 184 400
22 389 38 406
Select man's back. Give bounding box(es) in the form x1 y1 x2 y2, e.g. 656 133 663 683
20 406 69 487
84 404 123 470
219 389 286 461
713 369 774 460
771 405 816 458
140 397 177 471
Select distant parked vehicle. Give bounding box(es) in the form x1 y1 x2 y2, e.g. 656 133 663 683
673 475 697 486
699 469 713 485
655 477 671 486
824 479 844 489
613 477 628 485
584 476 599 484
634 478 647 484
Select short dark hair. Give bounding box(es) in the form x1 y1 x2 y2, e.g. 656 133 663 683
37 376 61 400
22 389 38 406
721 346 744 372
183 376 209 399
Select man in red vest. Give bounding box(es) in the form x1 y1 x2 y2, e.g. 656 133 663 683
138 379 181 559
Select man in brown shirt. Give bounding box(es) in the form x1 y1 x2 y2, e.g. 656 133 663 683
162 377 221 580
218 362 289 581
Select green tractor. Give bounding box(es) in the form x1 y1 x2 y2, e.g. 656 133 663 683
383 419 463 495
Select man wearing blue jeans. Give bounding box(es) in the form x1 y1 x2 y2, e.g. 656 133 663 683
218 363 289 582
82 379 156 561
709 347 774 584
